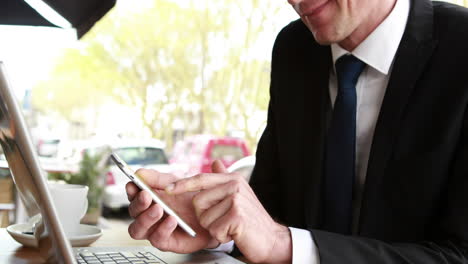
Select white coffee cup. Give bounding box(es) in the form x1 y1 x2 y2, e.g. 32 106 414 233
48 183 88 236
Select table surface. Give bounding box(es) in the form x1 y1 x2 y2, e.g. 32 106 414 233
0 225 154 264
0 226 249 263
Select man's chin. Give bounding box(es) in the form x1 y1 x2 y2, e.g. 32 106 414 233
307 25 341 46
311 31 336 46
314 38 334 46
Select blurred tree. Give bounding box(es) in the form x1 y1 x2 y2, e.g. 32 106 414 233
201 0 280 145
32 0 289 151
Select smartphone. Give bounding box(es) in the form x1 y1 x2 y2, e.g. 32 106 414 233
110 152 196 237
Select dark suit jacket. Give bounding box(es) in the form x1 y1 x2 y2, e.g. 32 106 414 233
249 0 468 262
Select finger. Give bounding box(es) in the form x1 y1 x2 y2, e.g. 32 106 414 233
128 203 164 240
211 160 227 173
135 168 179 189
192 180 241 217
206 193 246 244
128 190 152 218
207 212 236 244
166 173 242 195
126 182 140 201
148 216 178 251
198 195 233 229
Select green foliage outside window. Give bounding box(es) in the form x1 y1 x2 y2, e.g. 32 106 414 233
32 0 289 152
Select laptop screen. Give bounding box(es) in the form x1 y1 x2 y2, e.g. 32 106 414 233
0 61 76 263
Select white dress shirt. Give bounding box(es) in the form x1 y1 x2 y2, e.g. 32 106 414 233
289 0 410 263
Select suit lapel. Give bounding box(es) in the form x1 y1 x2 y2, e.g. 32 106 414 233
303 42 332 229
359 0 438 232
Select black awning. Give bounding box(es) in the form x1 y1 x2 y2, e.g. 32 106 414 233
44 0 116 38
0 0 116 38
1 0 57 27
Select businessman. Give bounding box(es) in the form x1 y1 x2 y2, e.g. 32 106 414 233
126 0 468 262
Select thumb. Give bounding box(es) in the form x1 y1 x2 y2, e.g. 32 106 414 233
211 160 228 173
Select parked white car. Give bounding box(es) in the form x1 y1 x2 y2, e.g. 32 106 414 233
39 138 172 211
39 139 110 173
102 139 172 210
36 137 62 158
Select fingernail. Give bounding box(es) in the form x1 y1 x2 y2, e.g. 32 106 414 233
165 183 175 193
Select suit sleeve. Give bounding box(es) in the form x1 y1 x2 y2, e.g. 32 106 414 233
248 20 284 218
311 230 467 263
249 94 282 218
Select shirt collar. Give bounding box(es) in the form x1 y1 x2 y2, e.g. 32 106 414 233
331 0 410 75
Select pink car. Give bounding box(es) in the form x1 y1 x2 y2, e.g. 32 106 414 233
170 135 251 177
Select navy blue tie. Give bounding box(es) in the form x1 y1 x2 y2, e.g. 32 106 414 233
324 55 366 235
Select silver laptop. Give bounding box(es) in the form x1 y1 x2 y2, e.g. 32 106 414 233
0 61 243 264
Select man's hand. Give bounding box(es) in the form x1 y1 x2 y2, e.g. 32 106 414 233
165 160 293 263
125 169 217 253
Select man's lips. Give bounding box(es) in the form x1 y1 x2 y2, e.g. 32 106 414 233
297 0 330 17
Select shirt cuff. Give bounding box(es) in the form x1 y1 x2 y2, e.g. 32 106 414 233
289 227 320 264
205 240 235 253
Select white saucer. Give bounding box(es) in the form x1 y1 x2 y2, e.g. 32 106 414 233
7 223 102 247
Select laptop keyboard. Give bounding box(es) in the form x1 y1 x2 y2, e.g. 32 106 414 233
77 251 165 264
